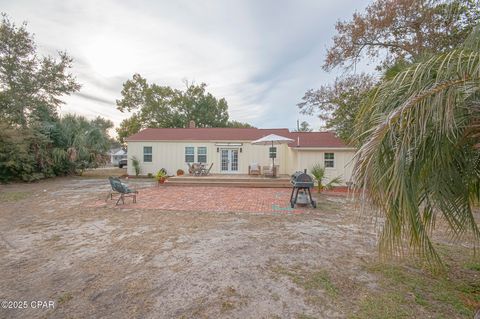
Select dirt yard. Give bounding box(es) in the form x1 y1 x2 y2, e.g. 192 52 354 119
0 172 479 318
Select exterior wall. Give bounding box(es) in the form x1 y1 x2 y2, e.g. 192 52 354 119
126 141 356 183
126 141 291 176
292 149 355 184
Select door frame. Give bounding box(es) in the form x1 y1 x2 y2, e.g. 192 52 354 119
219 148 240 173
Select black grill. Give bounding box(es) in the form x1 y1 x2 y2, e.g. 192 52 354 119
290 169 316 208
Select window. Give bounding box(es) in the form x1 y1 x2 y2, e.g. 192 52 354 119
324 153 334 168
185 147 195 163
143 146 152 162
269 147 277 159
197 147 207 163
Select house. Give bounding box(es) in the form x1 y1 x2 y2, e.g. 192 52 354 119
109 148 127 166
125 126 356 184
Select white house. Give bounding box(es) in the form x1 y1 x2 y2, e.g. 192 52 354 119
109 148 127 166
125 127 356 184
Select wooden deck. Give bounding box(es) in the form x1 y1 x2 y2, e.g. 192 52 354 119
165 174 292 188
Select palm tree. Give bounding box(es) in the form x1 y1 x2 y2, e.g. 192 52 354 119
52 114 110 174
353 27 480 266
310 164 342 192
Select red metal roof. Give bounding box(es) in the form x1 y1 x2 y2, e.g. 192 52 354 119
287 132 348 148
126 128 349 148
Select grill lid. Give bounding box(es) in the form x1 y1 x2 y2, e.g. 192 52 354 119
291 169 314 187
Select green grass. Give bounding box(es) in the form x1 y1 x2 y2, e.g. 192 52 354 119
272 265 338 298
351 256 478 319
57 292 73 305
465 262 480 272
0 191 30 202
351 292 413 319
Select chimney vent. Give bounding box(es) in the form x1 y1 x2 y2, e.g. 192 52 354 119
188 120 196 128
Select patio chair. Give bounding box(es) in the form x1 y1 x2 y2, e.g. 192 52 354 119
107 176 121 200
201 163 214 176
187 163 194 175
191 163 202 176
263 165 279 177
248 163 261 175
107 176 138 205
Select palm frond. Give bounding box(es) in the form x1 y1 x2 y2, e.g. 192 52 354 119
353 33 480 267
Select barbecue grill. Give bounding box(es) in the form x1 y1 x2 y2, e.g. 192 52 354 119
290 169 316 208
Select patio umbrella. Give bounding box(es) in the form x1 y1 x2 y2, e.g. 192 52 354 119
251 134 294 177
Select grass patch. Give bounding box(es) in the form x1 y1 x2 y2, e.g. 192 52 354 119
219 286 246 313
80 168 126 178
272 265 338 298
57 292 73 305
0 191 30 202
465 262 480 272
352 257 478 319
351 292 413 319
221 301 235 312
271 292 280 301
48 235 62 242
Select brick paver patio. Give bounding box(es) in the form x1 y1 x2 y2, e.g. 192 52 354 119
92 186 311 213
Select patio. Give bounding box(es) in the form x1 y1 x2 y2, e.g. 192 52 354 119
91 185 306 213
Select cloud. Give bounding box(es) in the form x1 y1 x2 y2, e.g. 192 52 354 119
74 92 115 106
1 0 372 131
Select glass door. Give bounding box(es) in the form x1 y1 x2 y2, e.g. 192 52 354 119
230 149 238 172
220 149 239 172
221 149 229 172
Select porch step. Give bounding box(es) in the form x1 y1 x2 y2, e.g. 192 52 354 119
165 176 291 188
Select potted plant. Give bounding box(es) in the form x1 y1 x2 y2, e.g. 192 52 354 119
310 164 342 192
155 169 167 185
176 169 184 176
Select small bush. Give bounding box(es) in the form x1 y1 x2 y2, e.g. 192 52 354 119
176 169 184 176
131 156 140 176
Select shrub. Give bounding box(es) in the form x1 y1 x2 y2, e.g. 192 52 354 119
310 164 342 192
131 156 140 176
176 169 184 176
155 169 167 183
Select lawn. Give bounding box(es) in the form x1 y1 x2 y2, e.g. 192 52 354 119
0 173 478 318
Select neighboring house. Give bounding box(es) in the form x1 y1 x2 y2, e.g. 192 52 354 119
125 127 356 184
109 148 127 166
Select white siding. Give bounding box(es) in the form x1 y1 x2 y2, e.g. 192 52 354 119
126 140 356 183
292 149 355 184
126 141 292 176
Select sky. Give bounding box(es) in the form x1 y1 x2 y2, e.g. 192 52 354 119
1 0 372 131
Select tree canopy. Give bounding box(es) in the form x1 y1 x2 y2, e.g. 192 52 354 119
116 74 253 142
0 13 80 127
298 73 375 142
0 14 113 181
324 0 480 71
300 0 480 143
293 121 313 132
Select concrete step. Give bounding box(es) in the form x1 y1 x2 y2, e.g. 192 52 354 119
167 177 290 183
165 179 291 188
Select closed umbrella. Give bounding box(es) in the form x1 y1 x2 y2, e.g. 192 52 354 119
251 134 294 177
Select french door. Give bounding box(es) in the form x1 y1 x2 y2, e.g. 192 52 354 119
220 149 239 173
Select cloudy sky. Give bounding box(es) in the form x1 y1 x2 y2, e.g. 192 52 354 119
2 0 371 131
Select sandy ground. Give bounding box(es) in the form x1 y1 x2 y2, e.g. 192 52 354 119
0 176 476 318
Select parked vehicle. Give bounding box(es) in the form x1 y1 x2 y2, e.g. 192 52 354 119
118 159 127 168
